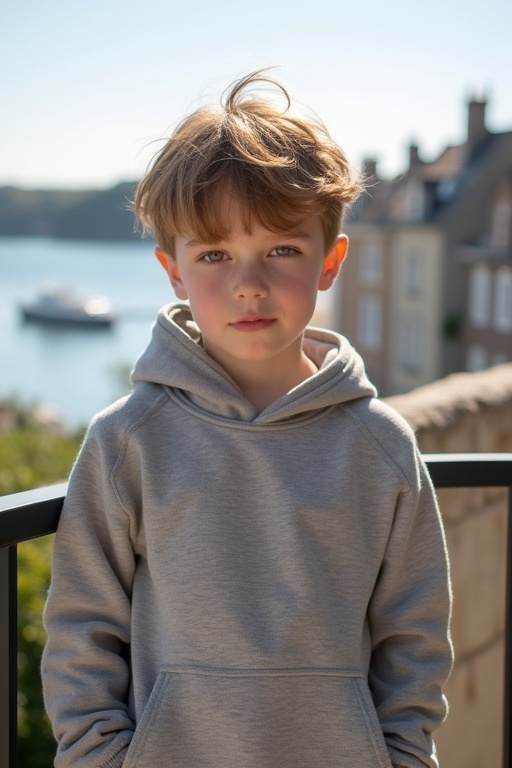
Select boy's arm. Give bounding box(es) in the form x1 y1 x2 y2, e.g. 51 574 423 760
42 421 137 768
368 450 453 768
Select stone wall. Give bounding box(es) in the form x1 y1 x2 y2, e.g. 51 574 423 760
386 363 512 768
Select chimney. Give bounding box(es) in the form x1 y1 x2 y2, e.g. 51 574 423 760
467 96 489 152
363 158 378 181
409 143 421 168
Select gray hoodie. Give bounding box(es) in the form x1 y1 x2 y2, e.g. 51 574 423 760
42 303 452 768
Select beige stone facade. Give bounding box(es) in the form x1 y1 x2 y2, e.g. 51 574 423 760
388 226 443 394
386 363 512 768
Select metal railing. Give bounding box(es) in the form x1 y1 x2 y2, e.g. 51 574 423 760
0 482 66 768
1 455 512 768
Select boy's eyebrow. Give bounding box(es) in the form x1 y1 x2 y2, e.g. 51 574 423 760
184 239 209 248
184 231 313 248
279 230 313 240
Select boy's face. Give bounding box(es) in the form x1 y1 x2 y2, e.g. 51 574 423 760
156 197 347 384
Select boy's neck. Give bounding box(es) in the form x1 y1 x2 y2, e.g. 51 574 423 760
217 350 318 412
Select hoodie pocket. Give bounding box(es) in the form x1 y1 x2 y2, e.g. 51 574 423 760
123 666 393 768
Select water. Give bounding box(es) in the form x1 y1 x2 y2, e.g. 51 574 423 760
0 237 333 431
0 237 178 429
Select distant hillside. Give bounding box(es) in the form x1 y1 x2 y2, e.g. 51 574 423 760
0 182 142 241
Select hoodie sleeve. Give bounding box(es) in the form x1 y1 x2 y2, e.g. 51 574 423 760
42 417 137 768
367 449 453 768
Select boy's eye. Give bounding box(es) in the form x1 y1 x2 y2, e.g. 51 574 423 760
201 251 227 263
271 246 297 257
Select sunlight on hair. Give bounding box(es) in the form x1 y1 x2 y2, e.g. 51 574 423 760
134 69 362 256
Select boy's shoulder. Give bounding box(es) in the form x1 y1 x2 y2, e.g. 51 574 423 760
85 382 170 454
349 394 416 442
344 394 423 488
63 383 171 509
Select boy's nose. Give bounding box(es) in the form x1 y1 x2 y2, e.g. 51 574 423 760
233 266 269 299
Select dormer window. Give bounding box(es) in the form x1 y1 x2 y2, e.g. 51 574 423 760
436 179 456 202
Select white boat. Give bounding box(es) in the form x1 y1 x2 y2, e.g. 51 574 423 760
20 287 117 328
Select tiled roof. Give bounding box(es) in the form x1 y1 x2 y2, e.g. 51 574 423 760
419 145 466 181
349 132 509 225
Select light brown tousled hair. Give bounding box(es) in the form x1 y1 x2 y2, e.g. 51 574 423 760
134 69 362 256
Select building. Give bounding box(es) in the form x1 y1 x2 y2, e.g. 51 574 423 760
333 97 512 395
461 172 512 371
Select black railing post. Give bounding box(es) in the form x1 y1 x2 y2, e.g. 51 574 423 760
425 455 512 768
505 486 512 768
0 545 18 768
0 483 66 768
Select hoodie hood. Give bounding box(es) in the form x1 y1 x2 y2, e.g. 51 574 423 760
131 303 376 424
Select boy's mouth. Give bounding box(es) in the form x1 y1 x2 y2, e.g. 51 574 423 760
230 318 276 332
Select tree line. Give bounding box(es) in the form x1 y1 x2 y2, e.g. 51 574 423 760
0 182 141 241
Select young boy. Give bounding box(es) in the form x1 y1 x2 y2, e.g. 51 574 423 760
42 70 452 768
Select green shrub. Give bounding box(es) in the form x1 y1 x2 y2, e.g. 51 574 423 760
0 422 81 496
0 404 82 767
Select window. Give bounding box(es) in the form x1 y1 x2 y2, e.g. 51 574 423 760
360 243 382 286
398 316 423 371
491 200 511 250
467 345 488 373
405 252 422 296
494 267 512 333
358 296 381 350
405 180 425 222
469 265 491 328
436 179 456 202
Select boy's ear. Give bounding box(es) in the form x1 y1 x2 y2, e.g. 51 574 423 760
155 248 188 300
318 235 348 291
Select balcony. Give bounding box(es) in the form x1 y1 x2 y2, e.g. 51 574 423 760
1 454 512 768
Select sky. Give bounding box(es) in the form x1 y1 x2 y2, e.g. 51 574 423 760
1 0 511 190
